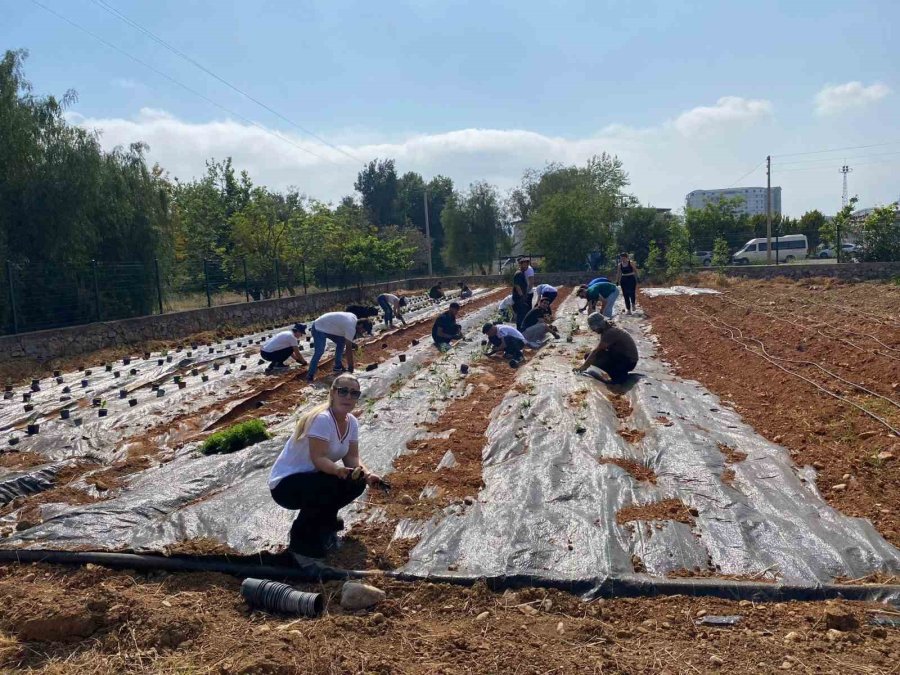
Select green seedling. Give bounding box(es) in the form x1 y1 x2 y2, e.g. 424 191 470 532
201 419 271 456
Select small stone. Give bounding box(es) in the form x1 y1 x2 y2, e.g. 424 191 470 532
859 430 878 440
370 612 385 625
784 631 803 642
695 609 707 617
642 619 655 627
824 607 859 631
826 628 845 642
519 604 539 616
877 451 895 461
475 611 490 622
738 600 752 607
340 581 386 611
463 496 475 506
780 661 793 670
709 655 724 667
831 483 847 492
842 473 851 481
541 598 553 611
556 621 565 634
22 573 35 583
399 494 415 506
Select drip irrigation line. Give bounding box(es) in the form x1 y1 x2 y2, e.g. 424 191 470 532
676 301 900 435
90 0 362 164
0 549 897 604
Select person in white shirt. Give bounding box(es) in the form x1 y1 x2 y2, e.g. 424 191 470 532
260 323 308 372
523 258 535 292
497 294 515 322
532 283 558 306
376 293 407 328
306 312 372 382
269 374 384 559
482 322 526 366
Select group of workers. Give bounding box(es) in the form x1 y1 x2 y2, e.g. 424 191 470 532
262 259 643 561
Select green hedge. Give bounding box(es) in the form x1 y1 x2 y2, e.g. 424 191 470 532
201 419 271 455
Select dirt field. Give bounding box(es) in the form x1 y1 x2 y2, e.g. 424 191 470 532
642 276 900 550
0 562 897 674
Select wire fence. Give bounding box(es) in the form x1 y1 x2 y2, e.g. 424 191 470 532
0 257 431 336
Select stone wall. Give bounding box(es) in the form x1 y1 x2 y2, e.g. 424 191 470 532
2 265 894 366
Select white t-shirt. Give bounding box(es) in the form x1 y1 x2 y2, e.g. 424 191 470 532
496 325 525 342
262 330 298 353
498 295 515 311
268 410 360 488
313 312 358 341
381 294 402 310
534 284 557 298
524 266 535 290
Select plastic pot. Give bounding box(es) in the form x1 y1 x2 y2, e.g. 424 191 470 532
22 393 31 402
23 403 34 412
98 408 108 417
239 364 247 371
92 398 102 407
81 379 89 388
114 371 121 378
229 356 237 364
53 370 61 378
399 354 407 363
85 369 92 376
62 386 71 394
173 375 182 384
365 363 378 372
60 409 70 420
460 364 469 374
105 364 113 372
73 418 83 427
157 359 164 366
56 376 64 385
201 375 209 383
8 436 19 446
191 368 199 377
123 358 131 365
26 424 39 435
130 368 138 376
119 389 128 398
144 352 151 359
157 389 165 397
166 356 173 363
178 381 187 389
129 398 138 407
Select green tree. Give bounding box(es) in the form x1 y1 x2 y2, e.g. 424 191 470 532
614 207 672 267
526 188 607 271
644 240 664 278
442 182 503 273
858 204 900 262
798 209 826 251
354 158 399 228
665 221 691 277
821 197 859 259
712 236 730 268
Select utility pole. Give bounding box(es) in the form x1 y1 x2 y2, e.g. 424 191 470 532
766 155 772 264
838 165 851 263
423 189 433 277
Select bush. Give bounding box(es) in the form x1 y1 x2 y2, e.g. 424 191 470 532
201 419 271 455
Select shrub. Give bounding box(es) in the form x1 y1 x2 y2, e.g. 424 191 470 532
201 419 271 455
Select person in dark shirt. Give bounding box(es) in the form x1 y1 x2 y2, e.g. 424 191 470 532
458 282 473 299
574 313 639 384
520 298 559 346
432 301 462 351
428 283 445 302
512 258 530 329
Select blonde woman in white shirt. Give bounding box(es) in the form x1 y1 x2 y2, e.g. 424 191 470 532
269 374 383 558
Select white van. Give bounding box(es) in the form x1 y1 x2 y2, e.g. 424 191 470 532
731 234 809 264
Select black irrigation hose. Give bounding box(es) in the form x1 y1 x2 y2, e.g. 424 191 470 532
1 549 897 605
676 301 900 436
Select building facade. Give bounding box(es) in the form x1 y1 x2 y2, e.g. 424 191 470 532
685 187 782 217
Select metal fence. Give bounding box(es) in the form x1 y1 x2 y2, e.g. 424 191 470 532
0 257 430 335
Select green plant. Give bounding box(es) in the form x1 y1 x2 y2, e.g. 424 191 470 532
201 419 271 456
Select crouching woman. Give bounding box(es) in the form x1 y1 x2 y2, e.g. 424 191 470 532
268 374 382 559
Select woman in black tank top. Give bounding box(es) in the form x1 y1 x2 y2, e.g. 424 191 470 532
617 253 639 314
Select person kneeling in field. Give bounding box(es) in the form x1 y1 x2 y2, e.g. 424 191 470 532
520 297 559 347
482 322 526 367
260 323 308 373
306 311 373 381
432 301 463 351
269 374 384 559
574 313 638 384
497 294 515 322
577 280 619 317
458 282 473 299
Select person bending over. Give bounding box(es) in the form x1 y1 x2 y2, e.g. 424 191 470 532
579 278 609 313
260 323 308 373
269 374 384 559
497 294 515 322
458 282 473 299
532 283 558 306
428 283 445 302
376 293 407 328
432 301 463 351
306 311 372 381
577 280 619 318
520 297 559 347
574 313 639 384
482 322 526 367
615 252 640 315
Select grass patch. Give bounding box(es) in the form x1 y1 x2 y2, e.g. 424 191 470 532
201 419 271 455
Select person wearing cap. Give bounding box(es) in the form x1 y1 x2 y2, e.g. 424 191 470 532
532 283 558 306
260 324 309 373
306 311 373 382
377 293 407 328
483 322 526 366
615 252 640 315
520 297 559 347
577 279 619 318
512 258 530 329
458 282 473 299
432 301 463 351
575 313 639 384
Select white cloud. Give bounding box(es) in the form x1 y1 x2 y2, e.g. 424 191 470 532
67 95 895 217
111 77 141 90
814 81 891 115
672 96 772 137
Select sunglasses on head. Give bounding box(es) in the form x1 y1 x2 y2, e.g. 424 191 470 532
334 386 362 399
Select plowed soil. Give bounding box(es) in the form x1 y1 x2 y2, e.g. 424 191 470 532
642 276 900 548
1 562 897 674
616 498 696 525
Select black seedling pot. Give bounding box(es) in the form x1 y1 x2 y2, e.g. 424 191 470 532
98 408 108 417
26 424 39 435
191 369 199 377
114 371 121 378
53 370 61 378
201 375 209 382
167 355 173 363
62 386 71 394
365 363 378 372
130 368 138 376
56 376 64 384
460 364 469 374
178 381 187 389
23 403 34 412
129 398 138 407
92 398 101 407
123 358 131 365
105 364 113 372
229 356 237 364
398 354 406 363
60 409 70 420
81 379 89 388
9 436 19 446
119 389 128 398
22 393 31 402
158 359 164 366
84 369 92 376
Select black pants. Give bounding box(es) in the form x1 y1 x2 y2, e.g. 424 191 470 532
514 294 531 329
620 277 637 311
270 472 366 551
503 337 525 361
591 351 637 384
261 346 294 367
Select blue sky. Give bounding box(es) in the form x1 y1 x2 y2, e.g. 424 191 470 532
4 0 898 214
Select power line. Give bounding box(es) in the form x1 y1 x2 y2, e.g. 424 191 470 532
772 140 900 159
726 159 765 187
776 150 900 167
90 0 362 164
30 0 333 164
776 158 900 173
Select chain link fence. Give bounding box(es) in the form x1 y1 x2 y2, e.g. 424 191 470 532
1 257 429 335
